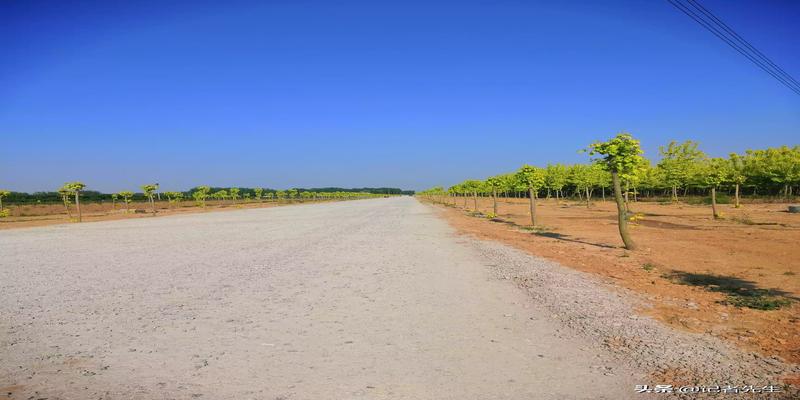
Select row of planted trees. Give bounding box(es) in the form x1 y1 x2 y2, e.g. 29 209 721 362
54 182 162 222
0 183 387 222
420 134 800 250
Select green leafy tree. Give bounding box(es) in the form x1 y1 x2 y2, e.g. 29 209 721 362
118 191 134 213
545 163 569 200
192 186 211 208
728 153 748 208
213 189 228 203
515 165 546 225
141 184 159 214
657 140 705 201
590 163 612 201
497 173 517 201
587 133 645 250
164 191 184 208
230 188 240 204
63 182 86 222
265 192 274 202
461 180 482 211
254 188 264 203
420 186 447 203
568 164 594 206
58 186 73 219
111 193 118 210
486 176 503 216
450 183 467 208
511 175 527 200
697 158 731 219
0 190 9 212
635 162 664 200
745 146 800 201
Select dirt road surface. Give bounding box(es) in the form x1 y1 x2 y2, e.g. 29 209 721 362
3 197 653 399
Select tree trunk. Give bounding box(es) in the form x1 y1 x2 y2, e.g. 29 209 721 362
75 191 82 222
492 189 498 215
585 187 591 208
612 172 637 250
150 196 156 214
785 184 790 202
671 185 677 202
473 191 478 212
529 187 537 225
734 184 740 208
711 187 719 219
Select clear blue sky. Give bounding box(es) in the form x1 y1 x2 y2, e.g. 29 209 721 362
2 0 798 193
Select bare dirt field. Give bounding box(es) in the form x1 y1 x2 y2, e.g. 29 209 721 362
0 200 315 230
430 196 800 367
1 197 796 399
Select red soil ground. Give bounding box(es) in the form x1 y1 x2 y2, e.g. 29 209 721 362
427 196 799 364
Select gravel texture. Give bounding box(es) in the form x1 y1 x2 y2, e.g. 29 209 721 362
0 197 794 399
467 225 799 399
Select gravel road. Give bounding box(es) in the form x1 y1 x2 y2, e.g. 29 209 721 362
1 197 648 399
3 197 793 399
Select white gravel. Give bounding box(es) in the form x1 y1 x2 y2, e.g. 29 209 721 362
0 197 793 399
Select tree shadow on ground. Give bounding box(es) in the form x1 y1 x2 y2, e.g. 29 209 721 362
482 214 618 249
663 271 797 309
530 231 617 249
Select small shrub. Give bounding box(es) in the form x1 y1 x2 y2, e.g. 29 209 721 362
628 213 645 223
724 294 791 311
520 225 553 233
642 263 656 272
485 212 498 219
784 271 796 276
0 209 9 218
730 215 755 225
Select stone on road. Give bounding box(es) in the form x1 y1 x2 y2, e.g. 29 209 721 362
1 197 642 399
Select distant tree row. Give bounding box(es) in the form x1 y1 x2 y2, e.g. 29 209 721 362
425 142 800 210
420 134 800 250
0 186 412 205
0 183 399 221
